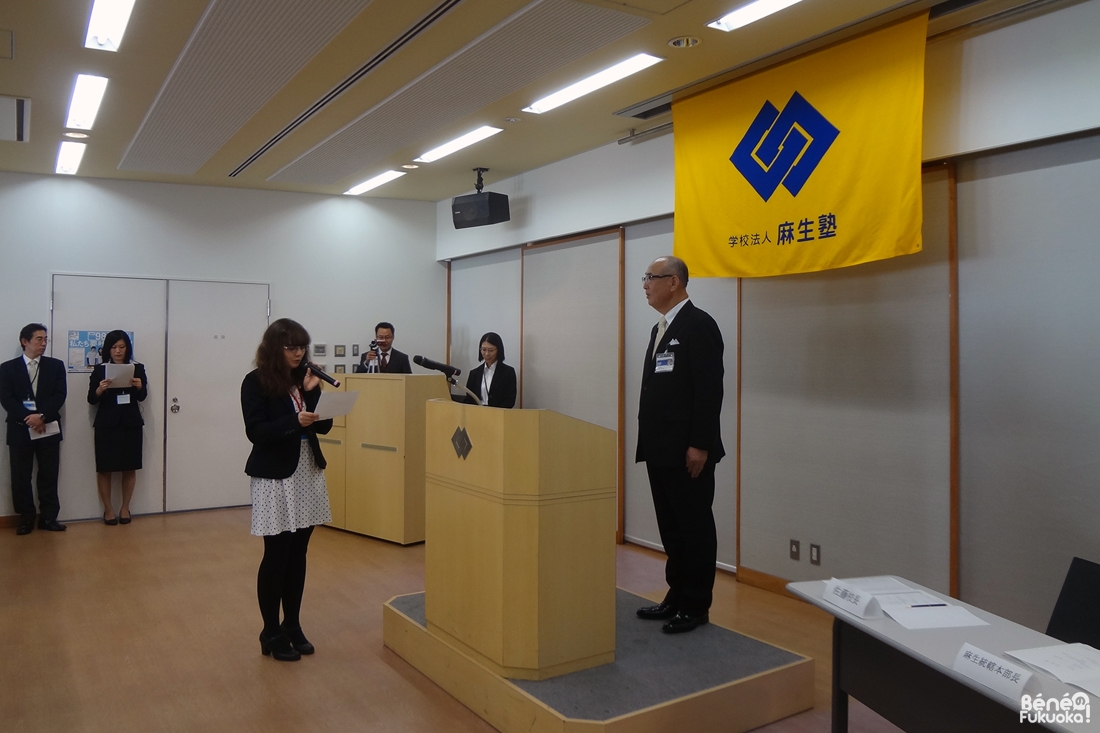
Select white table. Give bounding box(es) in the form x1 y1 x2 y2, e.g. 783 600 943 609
787 577 1097 733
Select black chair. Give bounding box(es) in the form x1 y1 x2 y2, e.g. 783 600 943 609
1046 556 1100 648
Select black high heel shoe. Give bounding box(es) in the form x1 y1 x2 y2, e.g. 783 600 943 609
259 632 301 661
281 624 315 655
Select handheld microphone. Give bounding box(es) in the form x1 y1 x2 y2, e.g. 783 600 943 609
413 355 461 378
305 361 341 388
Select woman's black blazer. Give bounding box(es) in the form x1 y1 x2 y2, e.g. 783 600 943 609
87 362 148 428
240 369 333 479
464 362 517 408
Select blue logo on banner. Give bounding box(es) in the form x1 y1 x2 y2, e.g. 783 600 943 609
730 92 839 202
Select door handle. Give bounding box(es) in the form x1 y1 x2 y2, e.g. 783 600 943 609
170 397 180 413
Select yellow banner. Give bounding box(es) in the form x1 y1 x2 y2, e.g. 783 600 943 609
673 14 927 278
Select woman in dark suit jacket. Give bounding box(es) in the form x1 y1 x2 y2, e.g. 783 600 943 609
464 332 516 408
241 318 333 663
88 330 147 525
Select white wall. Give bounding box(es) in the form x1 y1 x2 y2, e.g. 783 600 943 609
438 0 1100 261
0 171 443 518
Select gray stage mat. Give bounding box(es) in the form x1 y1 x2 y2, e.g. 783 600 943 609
390 589 802 721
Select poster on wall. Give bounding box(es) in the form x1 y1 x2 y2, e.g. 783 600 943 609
67 330 136 373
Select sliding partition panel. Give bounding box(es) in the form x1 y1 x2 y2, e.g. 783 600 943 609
521 232 619 432
449 249 522 389
622 217 739 569
739 167 953 589
958 132 1100 630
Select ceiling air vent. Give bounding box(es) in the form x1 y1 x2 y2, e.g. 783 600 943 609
615 94 672 120
0 96 29 142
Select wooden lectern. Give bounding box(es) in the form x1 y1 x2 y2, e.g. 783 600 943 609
327 374 450 544
423 399 617 680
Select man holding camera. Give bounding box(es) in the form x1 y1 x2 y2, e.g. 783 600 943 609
354 322 411 374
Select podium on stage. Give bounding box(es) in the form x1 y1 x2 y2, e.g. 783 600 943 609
423 399 617 680
325 373 450 544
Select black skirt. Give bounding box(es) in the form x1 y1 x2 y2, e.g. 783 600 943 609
94 426 143 473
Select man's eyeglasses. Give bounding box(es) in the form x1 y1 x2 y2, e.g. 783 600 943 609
283 345 307 353
641 273 673 283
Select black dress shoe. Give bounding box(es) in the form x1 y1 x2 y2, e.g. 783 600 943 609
636 601 678 620
281 624 315 655
103 513 119 526
37 519 67 531
118 511 131 525
16 522 33 536
662 612 709 634
259 632 301 662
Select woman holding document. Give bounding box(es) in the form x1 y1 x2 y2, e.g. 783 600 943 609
464 332 516 408
87 330 147 525
240 318 332 662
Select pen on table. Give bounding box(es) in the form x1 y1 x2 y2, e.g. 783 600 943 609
907 603 947 608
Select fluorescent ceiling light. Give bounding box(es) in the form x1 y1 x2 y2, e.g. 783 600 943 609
66 74 109 130
56 142 87 175
708 0 804 32
522 53 663 115
344 170 406 195
414 126 503 163
85 0 137 52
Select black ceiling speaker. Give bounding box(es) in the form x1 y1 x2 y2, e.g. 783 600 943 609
452 168 510 229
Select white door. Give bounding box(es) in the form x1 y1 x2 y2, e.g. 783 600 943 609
50 275 168 521
165 280 268 511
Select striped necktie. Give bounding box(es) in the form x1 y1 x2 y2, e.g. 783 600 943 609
27 359 39 397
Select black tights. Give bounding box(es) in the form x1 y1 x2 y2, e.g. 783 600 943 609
257 526 314 637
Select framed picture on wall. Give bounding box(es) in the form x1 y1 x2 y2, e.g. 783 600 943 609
313 343 327 357
335 345 346 357
352 344 360 356
334 364 346 373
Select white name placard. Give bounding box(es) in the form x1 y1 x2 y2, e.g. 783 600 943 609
823 578 882 619
952 643 1035 702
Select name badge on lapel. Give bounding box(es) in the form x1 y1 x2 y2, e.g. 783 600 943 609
22 399 36 411
117 394 131 405
655 352 674 373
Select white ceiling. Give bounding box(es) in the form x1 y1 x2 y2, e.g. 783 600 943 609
0 0 1018 201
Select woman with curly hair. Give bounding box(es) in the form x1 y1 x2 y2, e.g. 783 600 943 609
240 318 333 662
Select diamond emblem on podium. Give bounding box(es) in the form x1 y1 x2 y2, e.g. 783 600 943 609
451 427 472 460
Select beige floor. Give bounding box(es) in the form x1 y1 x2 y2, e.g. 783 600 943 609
0 508 899 732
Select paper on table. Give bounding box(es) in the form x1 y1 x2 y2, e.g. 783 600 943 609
104 363 135 388
843 576 915 594
315 390 359 420
874 590 944 609
1005 643 1100 697
29 421 60 441
885 604 989 630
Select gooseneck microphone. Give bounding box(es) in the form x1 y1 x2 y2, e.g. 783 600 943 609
305 361 341 388
413 355 461 378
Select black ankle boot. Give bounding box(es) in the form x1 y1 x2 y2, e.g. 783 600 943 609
281 623 315 655
259 631 301 661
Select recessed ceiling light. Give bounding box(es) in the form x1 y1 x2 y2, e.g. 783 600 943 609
66 74 109 130
414 126 503 163
56 141 87 175
402 164 419 169
522 53 663 115
85 0 137 52
64 132 89 139
708 0 805 32
668 36 700 48
344 170 405 195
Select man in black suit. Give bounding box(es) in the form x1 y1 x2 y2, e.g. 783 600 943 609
635 257 724 633
0 323 69 534
354 321 412 374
